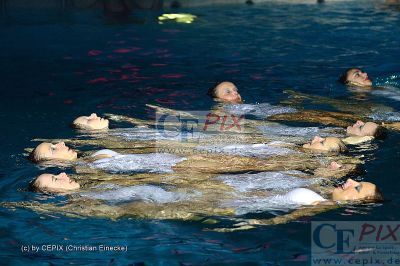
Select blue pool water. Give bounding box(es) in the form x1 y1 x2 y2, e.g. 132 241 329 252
1 1 400 264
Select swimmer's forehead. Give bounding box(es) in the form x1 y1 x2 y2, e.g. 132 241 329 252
73 116 90 124
360 181 375 188
364 122 378 128
36 142 52 151
35 173 53 185
348 68 361 75
215 82 237 90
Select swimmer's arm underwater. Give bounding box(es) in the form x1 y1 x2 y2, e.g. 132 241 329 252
105 112 196 128
104 113 154 127
282 90 392 115
2 199 235 222
268 110 361 127
146 104 199 118
210 204 338 232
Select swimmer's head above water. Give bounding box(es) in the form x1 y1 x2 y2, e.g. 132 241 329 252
347 120 386 138
72 113 109 130
207 81 242 103
338 68 373 87
30 172 80 193
287 178 383 205
303 136 347 152
30 142 78 163
332 178 383 202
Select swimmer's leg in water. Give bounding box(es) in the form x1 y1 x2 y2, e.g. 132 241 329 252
209 204 338 232
282 90 393 115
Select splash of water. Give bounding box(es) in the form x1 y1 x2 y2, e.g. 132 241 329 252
80 185 199 204
223 103 297 118
217 171 323 214
88 153 186 174
196 143 297 158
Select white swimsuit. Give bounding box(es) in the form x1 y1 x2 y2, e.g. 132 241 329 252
88 149 186 174
283 188 326 205
80 185 199 204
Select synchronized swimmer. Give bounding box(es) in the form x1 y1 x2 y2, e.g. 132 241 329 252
6 71 394 227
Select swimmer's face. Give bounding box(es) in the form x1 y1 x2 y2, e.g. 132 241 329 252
33 142 78 162
214 82 242 103
303 136 347 152
332 178 377 201
33 173 80 193
345 68 372 87
347 120 379 137
72 113 109 130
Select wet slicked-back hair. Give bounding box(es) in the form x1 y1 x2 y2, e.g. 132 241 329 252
28 178 41 192
338 68 354 84
71 122 90 130
334 140 348 153
325 138 348 153
367 186 384 202
29 147 45 163
374 126 387 140
207 82 221 98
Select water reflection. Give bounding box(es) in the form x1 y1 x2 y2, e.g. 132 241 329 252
0 0 161 24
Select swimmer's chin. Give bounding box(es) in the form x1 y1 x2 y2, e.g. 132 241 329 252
214 98 243 104
348 81 373 88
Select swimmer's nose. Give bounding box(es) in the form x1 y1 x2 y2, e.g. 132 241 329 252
355 120 365 126
90 113 97 118
59 172 67 178
312 136 324 143
56 142 65 148
343 178 359 189
58 172 69 180
231 91 239 97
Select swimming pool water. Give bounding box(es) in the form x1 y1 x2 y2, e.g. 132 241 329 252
1 1 400 264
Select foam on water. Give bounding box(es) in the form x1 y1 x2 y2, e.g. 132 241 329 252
371 87 400 102
368 111 400 122
196 143 296 158
375 74 400 89
87 153 186 174
80 185 199 204
217 171 323 214
257 124 344 139
109 127 208 142
216 171 317 193
223 103 297 118
229 196 302 214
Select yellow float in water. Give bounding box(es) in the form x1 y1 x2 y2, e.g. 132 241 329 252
158 13 197 24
